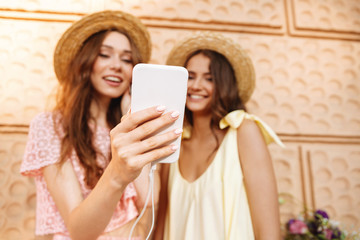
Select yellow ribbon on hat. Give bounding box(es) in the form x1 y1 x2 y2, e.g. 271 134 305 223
219 110 285 148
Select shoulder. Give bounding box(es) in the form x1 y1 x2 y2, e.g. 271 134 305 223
236 118 269 153
222 110 284 147
21 112 63 176
29 111 62 131
237 118 263 139
27 111 64 143
235 119 272 171
30 111 54 127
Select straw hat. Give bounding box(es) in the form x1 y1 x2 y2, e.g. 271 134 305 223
54 10 151 83
166 32 255 103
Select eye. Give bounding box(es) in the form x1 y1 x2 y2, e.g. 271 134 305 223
99 53 109 58
121 58 133 64
188 73 195 80
120 53 133 64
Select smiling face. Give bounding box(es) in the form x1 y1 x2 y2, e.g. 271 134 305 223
185 53 214 115
90 31 133 101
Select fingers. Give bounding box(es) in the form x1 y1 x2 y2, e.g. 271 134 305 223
129 110 180 142
112 124 182 159
115 140 178 170
137 144 178 165
109 105 182 184
137 127 182 155
115 105 167 134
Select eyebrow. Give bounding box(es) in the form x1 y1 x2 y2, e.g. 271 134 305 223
188 70 211 75
101 44 132 54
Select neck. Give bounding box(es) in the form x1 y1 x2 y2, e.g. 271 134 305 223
191 112 216 139
90 97 111 128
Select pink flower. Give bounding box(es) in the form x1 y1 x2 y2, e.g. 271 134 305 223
324 229 333 239
288 219 308 234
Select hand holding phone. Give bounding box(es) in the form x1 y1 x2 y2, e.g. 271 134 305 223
131 63 188 164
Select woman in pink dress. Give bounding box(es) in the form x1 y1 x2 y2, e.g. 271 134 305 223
21 10 181 240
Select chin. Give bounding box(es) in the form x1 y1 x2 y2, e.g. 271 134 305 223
187 105 211 113
107 89 127 98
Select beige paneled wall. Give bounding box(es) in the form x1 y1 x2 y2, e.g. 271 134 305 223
0 0 359 239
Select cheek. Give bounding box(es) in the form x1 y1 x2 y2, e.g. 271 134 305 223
92 59 104 75
187 80 194 89
206 82 215 95
125 65 133 80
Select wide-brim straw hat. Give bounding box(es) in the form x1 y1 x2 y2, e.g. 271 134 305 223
54 10 151 83
166 32 255 103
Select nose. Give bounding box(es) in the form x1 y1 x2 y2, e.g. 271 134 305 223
188 77 202 90
110 56 122 71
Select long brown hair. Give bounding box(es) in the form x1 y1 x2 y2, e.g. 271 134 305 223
184 50 246 154
54 30 142 188
184 49 246 128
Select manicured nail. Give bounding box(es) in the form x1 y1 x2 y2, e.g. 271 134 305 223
156 105 166 112
170 144 178 151
174 128 183 135
171 111 180 118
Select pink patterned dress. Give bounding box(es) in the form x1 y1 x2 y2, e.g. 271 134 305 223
21 112 139 239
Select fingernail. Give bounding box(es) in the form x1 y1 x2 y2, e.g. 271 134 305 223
170 144 178 151
171 111 180 118
156 105 166 112
174 128 183 135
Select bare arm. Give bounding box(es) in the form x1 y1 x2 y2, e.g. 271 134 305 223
133 163 160 208
237 119 281 240
130 163 161 239
43 106 181 240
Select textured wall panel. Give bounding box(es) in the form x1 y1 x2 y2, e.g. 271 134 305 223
288 0 360 40
0 19 70 125
268 143 304 225
0 133 35 240
0 0 93 13
106 0 285 27
304 144 360 232
293 0 360 33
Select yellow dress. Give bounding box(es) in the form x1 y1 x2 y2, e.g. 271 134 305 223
164 110 284 240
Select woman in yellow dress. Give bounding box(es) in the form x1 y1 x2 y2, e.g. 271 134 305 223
155 32 284 240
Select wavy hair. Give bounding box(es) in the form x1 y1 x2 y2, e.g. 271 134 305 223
54 30 142 188
184 49 246 127
184 50 246 154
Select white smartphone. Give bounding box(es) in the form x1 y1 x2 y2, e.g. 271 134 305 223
131 63 188 164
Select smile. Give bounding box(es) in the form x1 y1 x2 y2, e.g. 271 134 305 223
104 76 122 83
188 94 206 99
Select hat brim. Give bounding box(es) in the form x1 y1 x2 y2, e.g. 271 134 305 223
54 10 151 83
166 32 255 103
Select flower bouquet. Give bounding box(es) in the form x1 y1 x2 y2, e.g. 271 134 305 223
284 209 359 240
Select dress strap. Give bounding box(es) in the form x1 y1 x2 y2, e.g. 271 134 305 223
219 110 285 147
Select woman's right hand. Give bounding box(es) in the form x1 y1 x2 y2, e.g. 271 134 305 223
109 105 181 185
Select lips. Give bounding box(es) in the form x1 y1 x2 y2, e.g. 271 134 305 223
104 76 122 83
188 94 206 99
